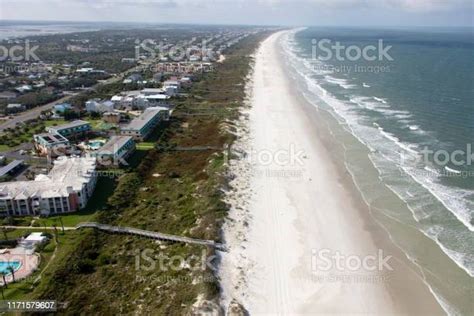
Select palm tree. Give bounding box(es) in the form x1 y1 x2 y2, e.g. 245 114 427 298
1 272 7 288
59 218 65 234
1 228 8 241
7 266 15 283
52 225 59 243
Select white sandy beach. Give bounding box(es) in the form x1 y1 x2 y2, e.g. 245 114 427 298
219 31 444 315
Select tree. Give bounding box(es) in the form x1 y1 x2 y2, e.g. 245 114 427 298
7 266 15 283
1 272 7 288
1 228 8 241
52 224 59 243
59 218 65 234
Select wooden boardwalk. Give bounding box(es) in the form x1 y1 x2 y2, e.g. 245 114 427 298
76 222 227 251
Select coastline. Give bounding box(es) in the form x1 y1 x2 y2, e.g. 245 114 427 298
219 30 445 314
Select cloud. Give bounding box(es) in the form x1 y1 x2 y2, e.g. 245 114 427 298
0 0 472 25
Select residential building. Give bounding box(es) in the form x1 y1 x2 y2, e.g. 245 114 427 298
0 157 97 216
47 120 91 137
111 95 134 107
163 79 180 96
133 94 170 109
120 107 169 141
33 132 70 157
6 103 26 113
0 160 24 179
86 99 115 113
92 136 135 166
103 112 121 124
124 74 142 84
0 92 17 100
53 103 72 115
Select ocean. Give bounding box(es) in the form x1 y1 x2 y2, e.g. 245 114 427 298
0 21 103 40
282 27 473 315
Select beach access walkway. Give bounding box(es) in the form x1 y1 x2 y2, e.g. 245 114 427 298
1 223 226 251
76 222 227 251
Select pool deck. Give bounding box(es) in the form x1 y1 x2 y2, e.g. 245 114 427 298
0 250 40 284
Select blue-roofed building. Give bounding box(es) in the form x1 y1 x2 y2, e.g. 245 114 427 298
120 107 169 141
53 103 72 114
47 120 91 137
91 136 136 167
34 132 70 156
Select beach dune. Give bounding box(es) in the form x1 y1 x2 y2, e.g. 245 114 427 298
219 31 444 315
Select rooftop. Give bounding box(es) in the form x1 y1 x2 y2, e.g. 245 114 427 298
122 107 168 131
35 132 69 144
96 136 134 155
0 160 24 178
0 157 96 200
48 120 90 131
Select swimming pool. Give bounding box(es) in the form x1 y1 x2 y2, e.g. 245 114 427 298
0 261 21 274
88 140 105 150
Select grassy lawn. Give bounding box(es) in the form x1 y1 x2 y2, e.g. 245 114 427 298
0 144 10 152
43 119 67 127
40 176 116 227
136 142 155 150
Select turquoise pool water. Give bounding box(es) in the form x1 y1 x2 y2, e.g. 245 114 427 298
88 140 105 150
0 261 21 274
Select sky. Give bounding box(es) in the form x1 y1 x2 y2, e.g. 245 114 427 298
0 0 473 27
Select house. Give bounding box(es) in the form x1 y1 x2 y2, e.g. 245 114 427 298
85 99 115 113
76 67 106 74
33 133 70 157
120 107 169 141
53 103 72 115
91 136 136 167
0 91 17 100
133 94 170 109
111 95 134 107
163 79 180 96
0 157 97 216
47 120 91 137
15 85 32 93
6 103 26 113
140 88 166 96
123 74 142 84
103 112 121 124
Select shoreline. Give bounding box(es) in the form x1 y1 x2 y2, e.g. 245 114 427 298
219 30 445 314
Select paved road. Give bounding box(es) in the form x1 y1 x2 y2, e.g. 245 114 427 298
0 63 147 132
0 95 73 132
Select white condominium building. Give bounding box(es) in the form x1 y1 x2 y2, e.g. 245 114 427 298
0 157 97 217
